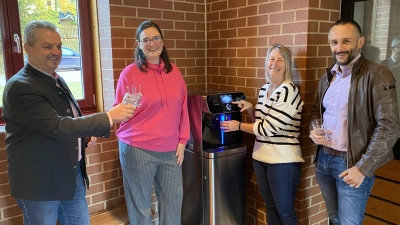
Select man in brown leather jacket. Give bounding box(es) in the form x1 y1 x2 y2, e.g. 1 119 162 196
309 19 399 225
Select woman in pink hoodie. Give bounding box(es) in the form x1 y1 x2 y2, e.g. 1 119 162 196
114 20 190 225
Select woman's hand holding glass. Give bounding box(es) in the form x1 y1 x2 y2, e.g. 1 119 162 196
220 120 240 132
309 119 332 147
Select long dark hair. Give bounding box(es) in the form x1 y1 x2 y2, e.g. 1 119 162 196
134 20 172 73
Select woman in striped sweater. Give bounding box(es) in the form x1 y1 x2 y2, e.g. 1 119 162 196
221 44 304 225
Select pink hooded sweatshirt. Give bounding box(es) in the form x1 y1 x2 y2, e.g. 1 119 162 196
114 60 190 152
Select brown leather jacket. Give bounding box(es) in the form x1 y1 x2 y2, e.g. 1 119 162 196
311 55 399 177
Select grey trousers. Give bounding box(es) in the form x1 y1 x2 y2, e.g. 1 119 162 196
118 140 183 225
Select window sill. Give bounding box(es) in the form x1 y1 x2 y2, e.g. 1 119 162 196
0 109 101 130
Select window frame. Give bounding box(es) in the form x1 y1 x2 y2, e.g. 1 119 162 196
341 0 361 20
0 0 24 74
76 0 95 110
0 0 96 121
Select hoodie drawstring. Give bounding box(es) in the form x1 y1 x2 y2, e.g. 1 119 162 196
160 74 169 108
153 70 169 110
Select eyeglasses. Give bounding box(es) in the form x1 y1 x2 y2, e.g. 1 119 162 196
140 36 162 46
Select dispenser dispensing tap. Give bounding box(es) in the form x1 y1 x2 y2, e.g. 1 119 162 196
219 114 231 145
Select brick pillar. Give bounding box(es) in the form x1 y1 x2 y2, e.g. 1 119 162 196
205 0 341 224
95 0 206 223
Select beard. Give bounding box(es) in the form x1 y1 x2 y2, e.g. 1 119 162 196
332 46 360 65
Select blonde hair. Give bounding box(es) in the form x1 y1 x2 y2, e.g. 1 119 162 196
265 43 293 82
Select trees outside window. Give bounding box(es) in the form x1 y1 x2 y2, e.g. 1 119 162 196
0 0 95 112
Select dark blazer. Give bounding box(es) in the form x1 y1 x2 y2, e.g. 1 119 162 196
2 64 111 201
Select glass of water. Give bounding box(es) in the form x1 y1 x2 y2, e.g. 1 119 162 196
122 85 142 107
312 119 326 136
311 118 331 145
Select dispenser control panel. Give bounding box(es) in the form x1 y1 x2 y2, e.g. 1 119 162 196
205 92 246 114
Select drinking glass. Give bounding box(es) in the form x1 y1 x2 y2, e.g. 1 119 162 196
122 85 142 107
311 119 326 137
133 85 142 107
219 113 231 145
312 118 331 146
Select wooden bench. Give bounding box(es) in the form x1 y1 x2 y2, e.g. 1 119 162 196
90 205 129 225
364 160 400 225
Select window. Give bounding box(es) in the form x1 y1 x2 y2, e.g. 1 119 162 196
0 0 95 113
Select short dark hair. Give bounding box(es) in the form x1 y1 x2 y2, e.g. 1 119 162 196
330 19 363 38
134 20 172 73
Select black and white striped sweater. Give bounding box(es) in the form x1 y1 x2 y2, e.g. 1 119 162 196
252 80 305 163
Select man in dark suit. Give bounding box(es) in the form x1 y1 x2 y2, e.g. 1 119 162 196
381 35 400 68
2 20 135 225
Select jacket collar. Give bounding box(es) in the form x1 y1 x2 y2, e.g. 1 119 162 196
25 64 57 85
325 55 366 82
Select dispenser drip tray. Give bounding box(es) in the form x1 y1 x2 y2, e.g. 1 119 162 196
202 144 246 159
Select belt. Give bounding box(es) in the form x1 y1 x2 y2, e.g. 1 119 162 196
322 146 347 157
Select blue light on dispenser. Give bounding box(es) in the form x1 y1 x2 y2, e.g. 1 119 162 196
219 114 231 145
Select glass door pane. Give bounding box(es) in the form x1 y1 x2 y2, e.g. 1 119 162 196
356 0 400 114
353 0 400 160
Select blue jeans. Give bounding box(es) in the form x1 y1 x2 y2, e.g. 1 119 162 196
16 163 89 225
316 150 375 225
253 160 302 225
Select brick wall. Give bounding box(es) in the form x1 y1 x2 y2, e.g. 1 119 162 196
98 0 207 112
96 0 207 224
0 129 23 225
0 0 344 225
374 0 392 60
205 0 339 224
